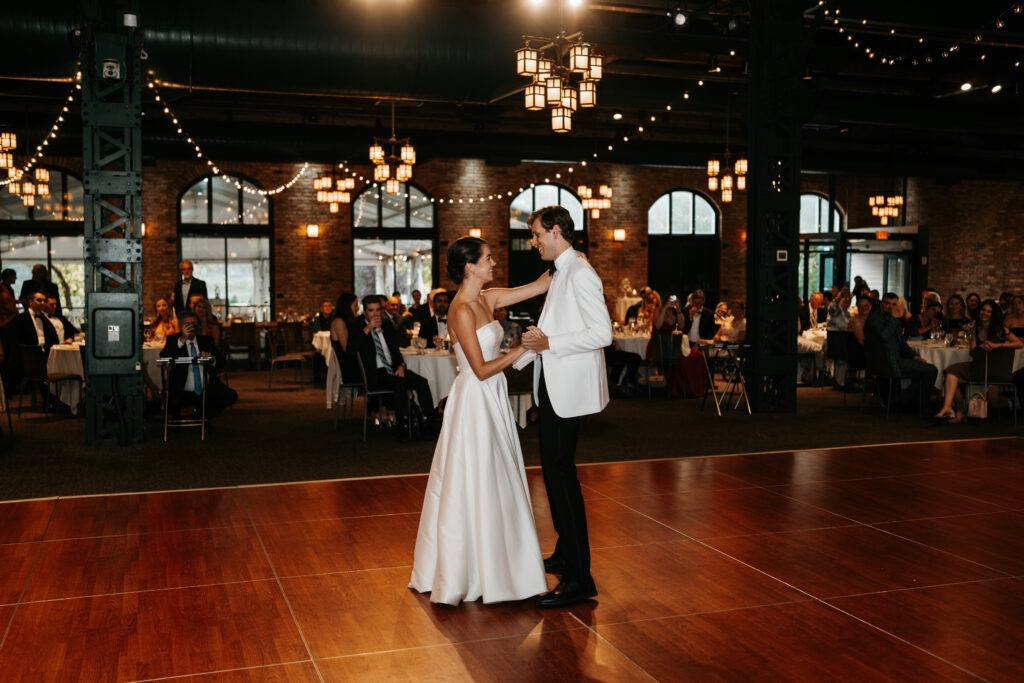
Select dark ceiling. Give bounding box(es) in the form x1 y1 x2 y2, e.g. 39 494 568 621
1 0 1022 179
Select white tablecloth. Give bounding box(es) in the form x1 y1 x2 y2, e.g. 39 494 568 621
908 342 1024 389
142 342 163 390
616 296 642 322
613 333 649 356
314 330 356 409
46 344 84 414
400 349 532 426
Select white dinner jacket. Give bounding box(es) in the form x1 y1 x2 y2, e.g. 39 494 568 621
533 248 612 418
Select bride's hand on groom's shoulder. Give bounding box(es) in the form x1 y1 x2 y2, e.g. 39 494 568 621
575 250 589 264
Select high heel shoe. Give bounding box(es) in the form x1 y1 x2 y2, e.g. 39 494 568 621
934 408 956 421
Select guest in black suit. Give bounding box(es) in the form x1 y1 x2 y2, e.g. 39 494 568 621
10 291 59 351
864 292 937 408
418 290 450 348
159 311 237 418
44 295 78 343
347 295 434 441
18 264 61 315
684 289 719 342
172 260 208 316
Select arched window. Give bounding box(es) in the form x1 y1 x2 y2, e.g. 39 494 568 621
645 189 720 305
352 182 436 303
799 192 843 233
178 174 272 321
0 167 86 323
507 184 586 315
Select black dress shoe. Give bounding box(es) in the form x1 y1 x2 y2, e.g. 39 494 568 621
535 580 597 608
543 555 565 574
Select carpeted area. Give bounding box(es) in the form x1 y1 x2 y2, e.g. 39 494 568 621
0 369 1018 501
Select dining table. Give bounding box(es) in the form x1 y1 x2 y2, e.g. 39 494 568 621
908 341 1024 389
44 341 164 414
615 296 642 323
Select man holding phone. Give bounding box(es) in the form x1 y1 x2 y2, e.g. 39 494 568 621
160 310 237 418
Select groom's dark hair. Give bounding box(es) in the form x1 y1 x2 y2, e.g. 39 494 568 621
529 205 575 243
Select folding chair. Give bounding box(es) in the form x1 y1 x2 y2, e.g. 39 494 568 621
331 340 363 430
355 355 411 441
267 324 310 389
17 344 82 418
967 347 1019 427
160 356 213 441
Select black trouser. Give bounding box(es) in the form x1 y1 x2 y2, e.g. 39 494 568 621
169 378 238 418
539 369 591 584
372 367 433 424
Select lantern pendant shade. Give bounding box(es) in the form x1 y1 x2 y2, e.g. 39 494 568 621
538 59 552 79
8 181 20 194
340 191 351 204
314 175 332 190
37 183 49 197
525 83 546 111
0 152 11 169
396 164 412 182
22 193 34 207
561 86 578 112
369 144 385 164
545 77 564 106
22 181 34 196
0 132 15 149
570 44 590 73
587 54 603 81
385 178 400 194
734 158 748 175
721 174 733 191
722 188 733 203
737 175 746 190
707 159 720 176
329 202 339 214
516 47 539 76
590 208 600 219
373 164 390 182
579 80 596 107
401 144 416 164
708 176 718 191
551 106 572 133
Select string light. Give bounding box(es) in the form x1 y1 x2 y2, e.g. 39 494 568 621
0 81 78 187
147 77 308 195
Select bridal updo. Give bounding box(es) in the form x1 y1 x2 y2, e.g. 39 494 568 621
446 236 486 284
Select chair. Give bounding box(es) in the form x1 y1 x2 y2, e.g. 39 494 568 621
225 321 260 369
862 338 894 418
267 324 310 389
330 340 363 430
825 330 866 403
355 354 411 441
967 347 1019 427
160 357 211 441
17 344 82 418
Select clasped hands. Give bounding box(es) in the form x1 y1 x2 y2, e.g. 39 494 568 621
521 326 549 352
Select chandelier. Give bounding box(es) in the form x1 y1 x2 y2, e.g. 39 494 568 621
868 193 903 226
516 31 602 133
369 103 415 195
313 172 355 214
3 133 51 207
578 184 612 218
706 115 747 203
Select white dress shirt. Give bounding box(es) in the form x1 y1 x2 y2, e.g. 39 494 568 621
32 312 47 346
181 278 193 305
435 316 448 340
47 313 65 342
688 309 704 343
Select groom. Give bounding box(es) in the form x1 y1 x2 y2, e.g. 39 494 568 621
522 205 612 608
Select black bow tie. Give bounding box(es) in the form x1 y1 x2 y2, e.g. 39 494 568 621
548 262 557 275
437 317 446 322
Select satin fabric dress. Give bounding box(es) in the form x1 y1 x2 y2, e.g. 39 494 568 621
409 321 546 605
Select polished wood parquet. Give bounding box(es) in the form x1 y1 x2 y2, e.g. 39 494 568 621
1 437 1022 681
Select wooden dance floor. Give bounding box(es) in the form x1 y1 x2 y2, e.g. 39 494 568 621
1 437 1022 681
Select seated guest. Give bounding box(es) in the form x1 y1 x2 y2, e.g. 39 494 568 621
935 300 1023 422
826 288 852 331
640 290 661 326
151 298 178 342
384 295 404 328
494 306 522 348
408 289 423 314
624 286 652 323
10 291 59 351
943 294 970 333
920 289 942 313
330 292 363 384
419 290 450 348
893 297 912 333
189 295 222 350
796 318 824 385
999 292 1013 313
865 292 938 408
799 292 826 332
905 300 943 339
848 295 873 345
44 295 77 343
684 289 717 341
713 300 746 343
965 292 982 322
159 311 237 418
413 287 446 327
1004 295 1024 338
311 298 334 333
347 295 434 441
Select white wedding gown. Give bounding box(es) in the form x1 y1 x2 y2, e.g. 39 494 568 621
409 320 547 605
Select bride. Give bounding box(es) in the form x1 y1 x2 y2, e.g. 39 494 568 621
409 236 552 605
